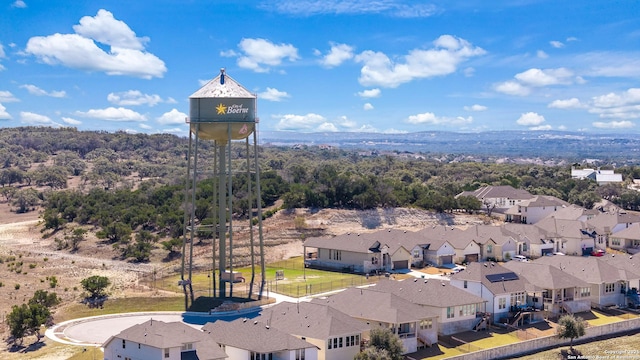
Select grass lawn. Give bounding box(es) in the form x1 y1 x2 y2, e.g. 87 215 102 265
155 256 381 298
54 296 184 323
470 332 520 348
585 309 623 326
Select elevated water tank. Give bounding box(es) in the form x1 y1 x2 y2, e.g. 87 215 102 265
189 69 256 142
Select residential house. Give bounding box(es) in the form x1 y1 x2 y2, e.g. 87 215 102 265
502 261 592 315
599 253 640 293
534 218 595 256
202 318 318 360
587 211 640 249
303 229 423 273
534 255 636 309
415 226 457 266
542 204 599 222
449 262 530 323
502 223 554 258
103 319 227 360
372 278 487 335
571 167 623 185
456 185 534 214
256 301 368 360
311 287 440 354
609 223 640 254
505 195 570 224
462 225 518 261
443 228 482 264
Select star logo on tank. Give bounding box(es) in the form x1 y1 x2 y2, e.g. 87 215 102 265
216 103 227 115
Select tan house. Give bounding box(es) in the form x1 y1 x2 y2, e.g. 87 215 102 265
372 278 487 335
311 287 439 354
256 301 368 360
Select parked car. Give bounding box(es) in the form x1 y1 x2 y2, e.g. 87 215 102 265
513 255 529 262
591 249 605 257
450 265 466 274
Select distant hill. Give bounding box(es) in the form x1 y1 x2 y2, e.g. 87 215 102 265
260 130 640 164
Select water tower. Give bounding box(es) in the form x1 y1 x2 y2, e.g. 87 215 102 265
181 68 265 308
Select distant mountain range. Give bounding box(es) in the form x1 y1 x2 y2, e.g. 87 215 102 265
259 130 640 164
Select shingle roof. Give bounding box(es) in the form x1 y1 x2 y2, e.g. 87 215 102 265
608 223 640 240
462 225 515 246
534 218 592 240
502 223 550 245
599 253 640 278
451 262 528 295
519 195 569 208
311 287 438 324
106 320 228 360
256 301 369 340
533 255 634 283
371 278 486 308
502 261 590 290
303 233 380 253
587 211 640 234
543 204 596 221
202 318 315 353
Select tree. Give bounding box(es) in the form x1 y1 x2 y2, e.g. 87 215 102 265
81 275 111 299
12 188 40 213
557 314 586 351
356 327 404 360
69 227 87 251
29 289 61 308
7 302 51 344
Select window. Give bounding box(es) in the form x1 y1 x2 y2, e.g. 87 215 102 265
339 337 343 348
459 304 475 317
122 339 126 349
605 283 615 293
295 349 305 360
356 335 360 345
612 238 621 246
511 292 525 307
331 250 342 260
580 287 591 297
164 348 170 358
413 249 421 258
328 338 332 349
447 306 455 319
487 245 493 253
420 319 432 329
498 298 506 310
181 343 193 351
333 338 338 349
522 243 528 251
251 353 273 360
138 343 141 349
464 280 468 289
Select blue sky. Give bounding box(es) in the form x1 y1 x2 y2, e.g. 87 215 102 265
0 0 639 136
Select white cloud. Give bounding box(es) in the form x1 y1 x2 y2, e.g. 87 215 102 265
494 81 530 96
156 109 187 125
139 123 152 130
259 88 290 102
530 124 552 131
0 91 19 102
24 9 166 79
319 43 354 68
0 104 11 120
355 35 485 88
161 127 185 134
0 43 5 58
357 88 381 98
12 0 26 8
587 88 640 120
20 84 66 98
514 68 575 87
274 113 327 131
107 90 162 106
548 98 584 109
337 115 358 129
75 107 147 122
550 40 564 48
62 117 82 125
537 50 548 59
20 111 61 126
464 104 487 112
229 38 299 73
406 112 472 126
363 103 374 110
261 0 439 18
516 112 546 126
316 122 339 132
592 120 635 129
591 88 640 108
566 37 578 42
580 52 640 78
